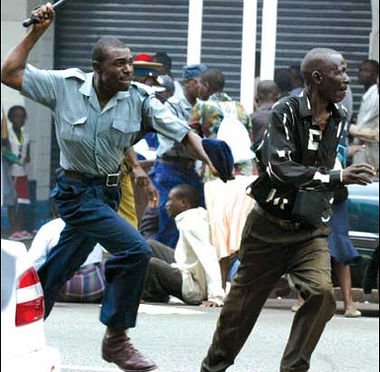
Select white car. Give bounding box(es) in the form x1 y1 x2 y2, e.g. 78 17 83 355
1 239 61 372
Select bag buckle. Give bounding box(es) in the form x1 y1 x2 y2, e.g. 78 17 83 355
106 173 120 187
279 220 301 231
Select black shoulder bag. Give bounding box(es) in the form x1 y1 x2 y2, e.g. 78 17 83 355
291 188 333 229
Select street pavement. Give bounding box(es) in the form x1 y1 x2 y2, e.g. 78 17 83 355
45 299 379 372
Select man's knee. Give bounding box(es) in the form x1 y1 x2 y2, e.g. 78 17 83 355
304 282 336 316
296 275 333 298
299 280 335 302
315 281 334 298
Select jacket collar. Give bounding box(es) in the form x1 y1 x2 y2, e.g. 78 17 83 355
79 72 131 100
298 90 345 123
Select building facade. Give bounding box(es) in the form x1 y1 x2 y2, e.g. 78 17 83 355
1 0 378 206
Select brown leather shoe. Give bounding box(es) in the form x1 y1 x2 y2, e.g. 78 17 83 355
102 330 157 372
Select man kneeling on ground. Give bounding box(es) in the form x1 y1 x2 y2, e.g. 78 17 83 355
142 184 225 307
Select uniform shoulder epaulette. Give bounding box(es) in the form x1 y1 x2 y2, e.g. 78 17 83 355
61 68 87 81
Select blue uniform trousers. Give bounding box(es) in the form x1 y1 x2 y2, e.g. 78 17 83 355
37 168 152 329
149 161 204 248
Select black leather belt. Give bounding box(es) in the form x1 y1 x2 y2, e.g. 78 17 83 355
159 157 195 170
254 203 302 231
63 170 121 187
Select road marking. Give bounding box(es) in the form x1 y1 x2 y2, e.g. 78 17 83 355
62 366 160 372
138 303 204 315
62 366 119 371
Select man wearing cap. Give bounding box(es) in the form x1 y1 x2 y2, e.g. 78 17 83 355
133 53 163 87
181 63 209 118
146 65 208 248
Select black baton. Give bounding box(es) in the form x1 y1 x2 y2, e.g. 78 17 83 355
22 0 68 28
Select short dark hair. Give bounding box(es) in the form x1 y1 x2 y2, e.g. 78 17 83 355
8 105 27 121
289 64 304 84
153 52 172 71
256 80 279 101
274 68 293 94
92 37 127 63
172 184 200 209
360 59 379 75
201 68 225 92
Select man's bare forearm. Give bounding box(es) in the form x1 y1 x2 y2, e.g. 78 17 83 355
124 147 140 169
1 30 43 90
182 131 212 167
349 124 379 143
1 3 54 90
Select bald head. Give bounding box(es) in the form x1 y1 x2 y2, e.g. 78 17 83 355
301 48 344 84
300 48 349 104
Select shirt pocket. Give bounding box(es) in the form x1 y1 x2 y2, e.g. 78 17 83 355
60 114 88 143
110 118 141 149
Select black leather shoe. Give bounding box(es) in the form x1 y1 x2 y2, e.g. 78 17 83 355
102 331 157 372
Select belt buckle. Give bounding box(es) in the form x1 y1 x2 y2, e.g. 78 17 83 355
106 173 120 187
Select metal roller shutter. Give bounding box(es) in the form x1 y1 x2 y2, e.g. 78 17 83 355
53 0 372 115
51 0 373 184
201 0 245 101
54 0 189 75
273 0 372 116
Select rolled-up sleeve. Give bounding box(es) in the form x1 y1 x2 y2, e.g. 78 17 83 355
21 64 58 110
143 96 190 143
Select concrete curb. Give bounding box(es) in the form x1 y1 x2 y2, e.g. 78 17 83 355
265 294 379 317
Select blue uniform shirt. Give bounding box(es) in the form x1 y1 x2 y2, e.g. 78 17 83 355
21 64 190 176
156 95 195 159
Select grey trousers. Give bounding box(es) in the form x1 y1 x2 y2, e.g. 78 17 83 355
141 239 183 303
201 207 336 372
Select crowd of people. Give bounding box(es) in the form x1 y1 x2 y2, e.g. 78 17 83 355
1 3 378 372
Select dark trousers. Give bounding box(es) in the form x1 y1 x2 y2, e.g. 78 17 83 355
37 168 152 329
142 239 183 303
139 206 159 241
201 207 336 372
